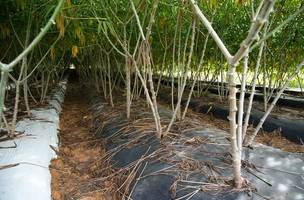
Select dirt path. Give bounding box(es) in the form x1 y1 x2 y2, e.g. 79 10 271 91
50 83 117 200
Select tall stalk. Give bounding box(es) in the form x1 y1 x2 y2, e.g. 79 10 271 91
128 0 163 137
10 10 32 135
171 3 183 112
236 51 249 152
124 26 131 119
242 24 268 139
106 53 114 107
22 18 32 117
182 29 210 120
165 17 196 135
244 60 304 146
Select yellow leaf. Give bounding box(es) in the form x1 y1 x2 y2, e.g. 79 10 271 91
56 14 65 37
159 17 165 29
75 26 82 39
50 47 56 61
235 0 249 6
148 36 153 44
79 34 85 46
16 0 26 11
75 26 85 45
236 64 242 73
209 0 217 8
66 0 72 7
0 24 10 39
72 45 78 57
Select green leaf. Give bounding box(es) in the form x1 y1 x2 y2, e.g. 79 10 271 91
98 22 102 35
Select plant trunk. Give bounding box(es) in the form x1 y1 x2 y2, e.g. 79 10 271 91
228 66 242 188
0 71 8 128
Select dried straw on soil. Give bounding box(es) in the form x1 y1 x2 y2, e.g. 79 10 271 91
50 84 120 200
90 90 255 199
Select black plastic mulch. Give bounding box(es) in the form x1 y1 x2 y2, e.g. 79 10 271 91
88 89 304 200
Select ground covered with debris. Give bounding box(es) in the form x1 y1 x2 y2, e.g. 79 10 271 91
89 86 304 200
50 84 304 200
50 84 120 200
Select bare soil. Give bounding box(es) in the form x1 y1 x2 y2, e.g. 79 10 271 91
50 84 118 200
